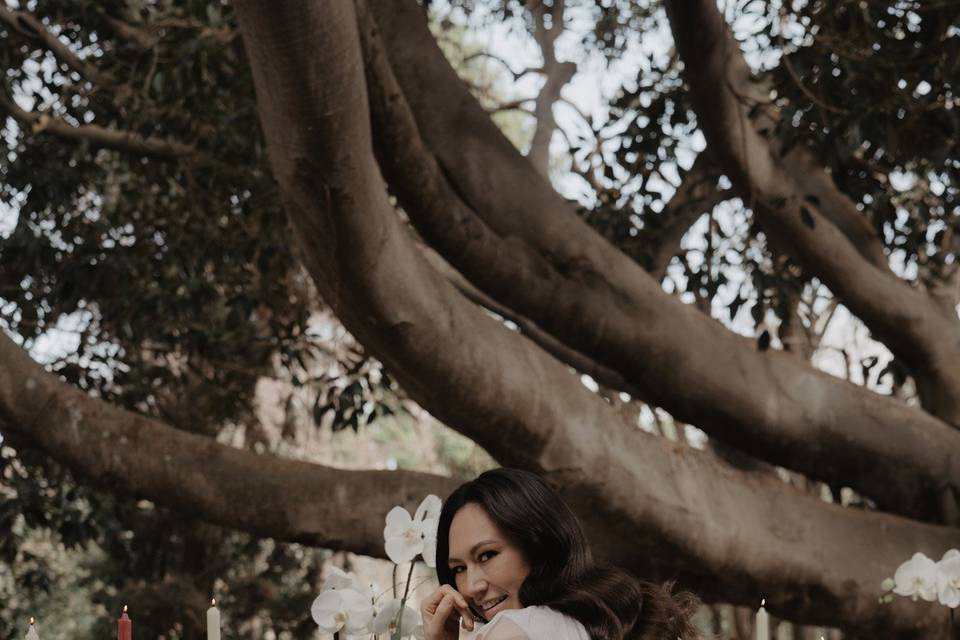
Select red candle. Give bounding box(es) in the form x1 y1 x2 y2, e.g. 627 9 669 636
117 606 132 640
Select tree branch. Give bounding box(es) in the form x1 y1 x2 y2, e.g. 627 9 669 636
632 152 728 281
461 51 541 81
0 332 458 554
416 241 644 398
525 0 575 177
362 0 960 523
103 15 160 50
663 0 960 426
226 3 958 634
0 93 214 165
0 5 112 88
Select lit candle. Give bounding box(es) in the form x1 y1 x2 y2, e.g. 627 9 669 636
118 605 132 640
25 617 39 640
207 599 221 640
755 599 770 640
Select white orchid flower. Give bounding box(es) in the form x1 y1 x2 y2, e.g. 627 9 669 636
936 548 960 608
384 495 443 566
311 587 375 635
372 598 420 638
384 506 425 564
893 552 938 601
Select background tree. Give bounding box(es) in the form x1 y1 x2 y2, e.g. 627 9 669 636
2 0 959 638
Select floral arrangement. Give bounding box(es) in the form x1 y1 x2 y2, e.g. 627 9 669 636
880 549 960 636
311 495 442 639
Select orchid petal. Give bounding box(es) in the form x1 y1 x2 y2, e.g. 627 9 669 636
893 552 937 601
936 548 960 608
311 590 346 633
414 495 442 523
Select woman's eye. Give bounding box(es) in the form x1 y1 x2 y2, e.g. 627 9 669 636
450 566 464 574
478 550 497 562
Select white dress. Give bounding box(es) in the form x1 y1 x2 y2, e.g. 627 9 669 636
462 605 591 640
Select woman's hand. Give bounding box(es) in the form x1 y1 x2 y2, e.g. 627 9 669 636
420 584 476 640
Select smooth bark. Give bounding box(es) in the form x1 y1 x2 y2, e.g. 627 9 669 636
0 333 457 554
361 0 960 523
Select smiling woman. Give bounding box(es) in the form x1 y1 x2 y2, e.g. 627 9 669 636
421 469 700 640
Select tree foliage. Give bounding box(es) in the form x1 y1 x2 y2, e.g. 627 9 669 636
1 0 959 638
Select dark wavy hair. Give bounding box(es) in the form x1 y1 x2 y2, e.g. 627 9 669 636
435 468 700 640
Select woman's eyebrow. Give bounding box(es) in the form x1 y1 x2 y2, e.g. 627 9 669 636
447 538 498 563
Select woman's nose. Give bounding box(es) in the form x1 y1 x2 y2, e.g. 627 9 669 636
463 569 488 597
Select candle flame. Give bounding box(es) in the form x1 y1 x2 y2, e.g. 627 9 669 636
30 617 35 625
211 598 216 607
760 598 765 607
123 605 128 613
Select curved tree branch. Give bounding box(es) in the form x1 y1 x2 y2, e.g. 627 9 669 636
227 2 956 635
662 0 960 427
525 0 576 177
360 0 960 523
0 332 457 555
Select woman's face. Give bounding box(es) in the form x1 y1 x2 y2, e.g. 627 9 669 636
447 502 530 620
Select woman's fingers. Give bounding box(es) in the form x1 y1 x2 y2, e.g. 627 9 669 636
438 586 475 630
421 586 475 639
422 590 462 640
421 587 446 615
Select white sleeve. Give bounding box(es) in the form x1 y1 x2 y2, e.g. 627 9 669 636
474 616 532 640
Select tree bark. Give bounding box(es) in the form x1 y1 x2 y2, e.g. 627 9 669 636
0 333 458 555
228 1 957 635
360 0 960 523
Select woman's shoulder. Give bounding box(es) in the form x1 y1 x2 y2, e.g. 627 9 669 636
474 606 590 640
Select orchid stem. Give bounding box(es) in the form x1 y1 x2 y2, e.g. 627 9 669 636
391 560 417 640
401 561 416 603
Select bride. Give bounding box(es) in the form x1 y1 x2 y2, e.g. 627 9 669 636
420 468 701 640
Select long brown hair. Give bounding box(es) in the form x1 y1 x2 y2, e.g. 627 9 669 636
435 468 701 640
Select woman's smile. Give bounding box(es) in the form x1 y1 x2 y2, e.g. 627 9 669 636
446 503 530 620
